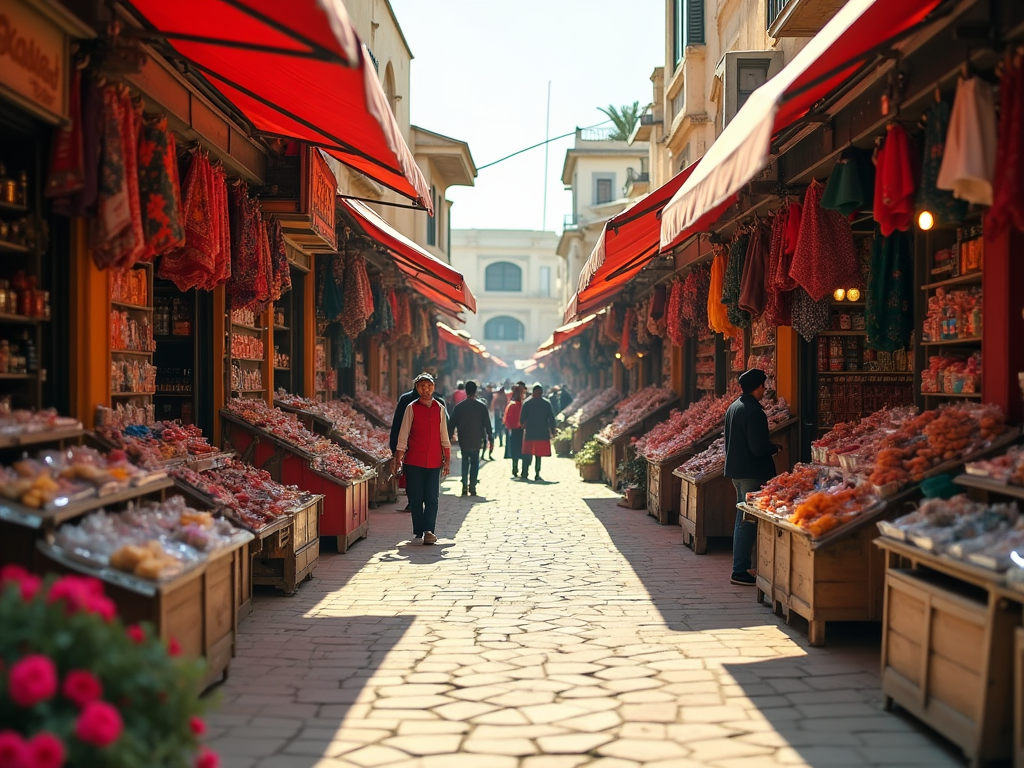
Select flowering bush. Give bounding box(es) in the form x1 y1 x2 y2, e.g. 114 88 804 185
574 439 600 468
0 566 217 768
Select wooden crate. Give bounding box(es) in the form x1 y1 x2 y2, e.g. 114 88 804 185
752 514 887 646
677 472 736 554
579 462 601 482
881 567 1018 766
572 414 603 453
647 455 684 525
599 439 623 488
251 498 322 594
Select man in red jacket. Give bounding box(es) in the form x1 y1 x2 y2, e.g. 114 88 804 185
395 373 452 545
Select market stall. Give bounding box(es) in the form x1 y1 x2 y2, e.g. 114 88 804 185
595 386 679 488
738 402 1017 645
220 398 374 553
564 388 622 453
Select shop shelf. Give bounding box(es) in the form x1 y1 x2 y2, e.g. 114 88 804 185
817 371 914 376
921 391 982 399
920 337 982 346
111 391 156 397
819 330 867 336
0 373 36 380
111 348 154 357
110 300 152 312
231 322 265 332
0 312 40 324
274 325 290 331
155 392 194 397
920 272 983 291
274 366 290 371
0 200 29 214
0 240 31 254
154 335 193 342
232 389 266 395
750 343 776 349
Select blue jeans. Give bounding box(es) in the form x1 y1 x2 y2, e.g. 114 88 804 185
460 448 480 489
405 465 440 536
732 478 763 575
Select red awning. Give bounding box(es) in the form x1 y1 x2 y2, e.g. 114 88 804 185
437 321 475 350
340 200 477 313
488 356 509 368
539 313 599 352
661 0 944 250
125 0 432 210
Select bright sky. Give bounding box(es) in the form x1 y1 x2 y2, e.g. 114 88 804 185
390 0 665 234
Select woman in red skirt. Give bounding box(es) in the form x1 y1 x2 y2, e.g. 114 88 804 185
519 383 557 481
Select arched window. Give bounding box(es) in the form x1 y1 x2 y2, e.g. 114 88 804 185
484 316 525 341
485 262 522 292
384 63 398 118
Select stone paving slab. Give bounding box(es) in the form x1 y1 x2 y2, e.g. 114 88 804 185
209 452 965 767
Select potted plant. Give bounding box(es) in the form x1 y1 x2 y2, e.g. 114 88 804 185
553 427 573 457
617 451 648 508
0 567 218 768
574 439 601 482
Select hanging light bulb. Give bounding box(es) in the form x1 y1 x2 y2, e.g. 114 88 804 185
833 288 846 302
918 210 935 231
637 352 644 358
847 288 861 302
615 352 622 359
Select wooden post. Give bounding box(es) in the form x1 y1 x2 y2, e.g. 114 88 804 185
303 268 316 399
212 286 226 446
983 229 1024 422
69 219 109 429
776 327 799 411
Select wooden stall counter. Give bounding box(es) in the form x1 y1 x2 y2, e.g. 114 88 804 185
876 537 1021 767
596 396 679 489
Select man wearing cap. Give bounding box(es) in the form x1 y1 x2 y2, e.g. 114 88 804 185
395 373 452 545
725 369 779 586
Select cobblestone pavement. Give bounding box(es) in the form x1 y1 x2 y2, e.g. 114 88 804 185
209 453 964 768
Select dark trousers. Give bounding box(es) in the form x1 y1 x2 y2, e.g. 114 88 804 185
531 455 542 475
731 478 763 574
460 448 480 489
405 464 440 536
493 415 506 446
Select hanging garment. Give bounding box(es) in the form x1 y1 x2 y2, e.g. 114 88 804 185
680 265 711 337
873 124 918 236
109 93 146 269
226 183 260 308
723 233 751 329
319 254 345 322
763 210 793 327
708 250 739 337
821 147 875 218
783 201 802 261
270 218 291 299
137 115 185 261
790 180 863 301
937 76 997 205
159 152 216 291
738 222 770 318
665 280 685 346
91 86 133 269
791 287 832 341
46 69 85 198
918 100 969 227
865 229 914 352
618 308 634 358
208 164 231 289
53 75 102 218
647 284 667 337
987 57 1024 236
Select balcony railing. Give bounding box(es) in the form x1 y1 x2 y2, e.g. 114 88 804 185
563 213 580 230
766 0 792 30
579 126 617 141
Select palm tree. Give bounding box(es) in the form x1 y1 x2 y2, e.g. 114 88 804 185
597 102 641 141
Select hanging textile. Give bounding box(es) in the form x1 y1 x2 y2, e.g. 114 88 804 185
226 183 260 308
738 222 770 318
137 115 185 262
763 210 792 327
635 300 652 347
791 287 831 341
340 251 373 338
618 308 634 358
937 76 997 206
665 280 685 346
159 152 216 291
790 180 862 301
205 166 230 290
647 285 667 338
987 55 1024 236
723 232 751 329
270 218 291 299
367 281 395 336
681 264 711 337
865 229 914 352
873 124 918 236
319 254 345 322
707 250 736 337
46 69 85 198
821 147 875 218
783 201 802 262
918 100 969 227
53 75 102 218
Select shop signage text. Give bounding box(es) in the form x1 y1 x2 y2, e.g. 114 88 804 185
0 0 67 123
308 148 337 251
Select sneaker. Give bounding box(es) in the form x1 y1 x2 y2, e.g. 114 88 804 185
461 487 468 497
488 453 494 460
534 474 542 482
411 535 423 544
730 572 756 586
423 531 437 545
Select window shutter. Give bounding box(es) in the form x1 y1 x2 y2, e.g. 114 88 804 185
685 0 705 46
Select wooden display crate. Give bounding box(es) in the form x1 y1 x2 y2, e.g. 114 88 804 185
676 471 736 554
596 398 680 489
250 497 322 594
37 538 250 689
579 463 601 482
877 538 1020 767
647 453 684 526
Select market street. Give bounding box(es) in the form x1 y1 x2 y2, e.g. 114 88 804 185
205 455 962 768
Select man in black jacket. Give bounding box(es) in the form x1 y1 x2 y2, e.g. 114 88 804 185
724 369 779 586
390 379 448 510
447 380 493 496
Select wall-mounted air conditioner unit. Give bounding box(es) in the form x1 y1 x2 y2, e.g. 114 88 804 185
716 51 785 129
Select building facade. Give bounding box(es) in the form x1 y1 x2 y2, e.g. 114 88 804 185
557 129 649 309
451 230 564 364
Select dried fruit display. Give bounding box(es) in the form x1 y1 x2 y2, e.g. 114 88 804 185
172 459 310 532
224 398 372 482
567 389 621 428
810 406 919 466
355 390 398 426
0 408 81 437
634 384 742 460
96 422 220 469
674 399 791 479
965 446 1024 485
276 391 392 462
559 389 597 421
786 484 879 537
597 386 676 442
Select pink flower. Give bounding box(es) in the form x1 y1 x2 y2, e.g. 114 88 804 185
47 576 105 617
195 747 219 768
189 717 206 737
8 655 58 708
167 638 181 657
28 732 65 768
17 575 41 602
74 701 123 748
126 625 146 644
0 731 28 768
61 670 103 708
0 564 29 583
84 594 116 623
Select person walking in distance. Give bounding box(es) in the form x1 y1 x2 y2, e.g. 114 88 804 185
519 383 557 481
503 383 525 478
452 381 467 407
447 380 493 496
724 369 779 586
390 376 447 513
491 383 508 458
394 373 451 545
